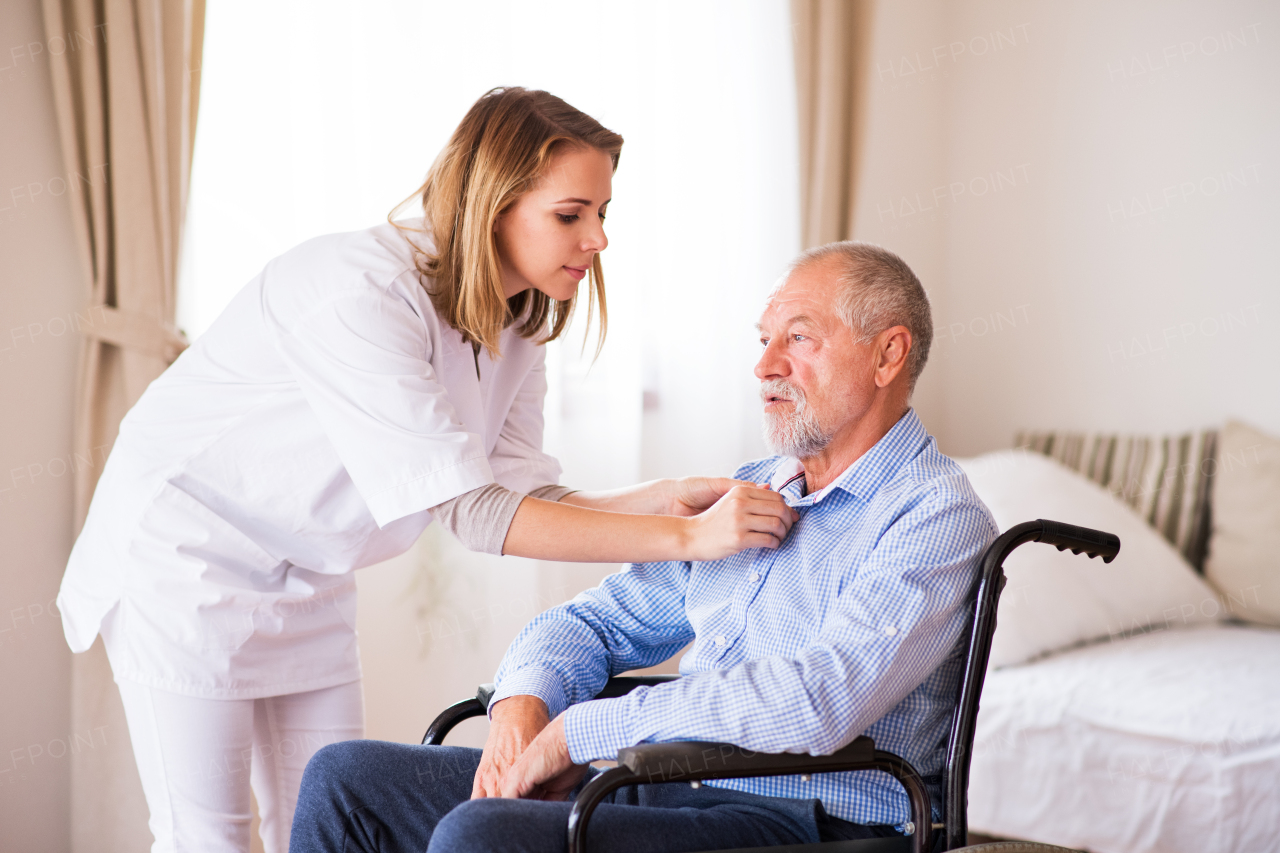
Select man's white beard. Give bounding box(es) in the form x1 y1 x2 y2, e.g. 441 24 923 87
761 379 832 459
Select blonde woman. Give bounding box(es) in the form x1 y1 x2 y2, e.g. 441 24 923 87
56 88 797 853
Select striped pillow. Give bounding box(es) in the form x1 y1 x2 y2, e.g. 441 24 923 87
1014 430 1218 572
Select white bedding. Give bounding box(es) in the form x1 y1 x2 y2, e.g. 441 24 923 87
968 622 1280 853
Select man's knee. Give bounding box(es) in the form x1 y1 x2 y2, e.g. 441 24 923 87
430 798 564 853
297 741 369 808
305 740 377 785
300 741 353 784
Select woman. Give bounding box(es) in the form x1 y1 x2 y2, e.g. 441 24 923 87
57 88 795 853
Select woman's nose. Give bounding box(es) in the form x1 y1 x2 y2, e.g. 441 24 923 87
583 219 607 253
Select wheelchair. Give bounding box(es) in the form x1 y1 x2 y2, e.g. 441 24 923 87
424 519 1120 853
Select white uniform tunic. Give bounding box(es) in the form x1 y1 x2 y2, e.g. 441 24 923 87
57 220 562 699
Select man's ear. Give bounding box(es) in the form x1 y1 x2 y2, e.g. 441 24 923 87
874 326 912 389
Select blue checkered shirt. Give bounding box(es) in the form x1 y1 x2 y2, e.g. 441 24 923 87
491 409 997 826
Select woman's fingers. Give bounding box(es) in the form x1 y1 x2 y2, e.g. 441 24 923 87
735 491 795 545
758 515 790 542
740 532 782 551
734 487 799 522
672 476 755 515
687 485 801 559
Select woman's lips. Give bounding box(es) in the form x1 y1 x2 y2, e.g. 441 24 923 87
563 265 587 281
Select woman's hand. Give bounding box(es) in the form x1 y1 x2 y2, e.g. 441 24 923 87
681 485 799 560
471 696 550 799
664 477 755 517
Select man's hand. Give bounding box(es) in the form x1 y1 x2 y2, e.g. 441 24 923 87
471 696 549 799
498 713 589 801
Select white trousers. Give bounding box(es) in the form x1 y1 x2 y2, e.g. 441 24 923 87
116 679 364 853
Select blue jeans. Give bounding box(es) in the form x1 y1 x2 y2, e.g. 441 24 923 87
290 741 901 852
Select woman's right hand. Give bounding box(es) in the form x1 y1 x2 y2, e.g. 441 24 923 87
681 485 799 561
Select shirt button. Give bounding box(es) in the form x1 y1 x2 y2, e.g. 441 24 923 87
884 626 898 636
749 572 760 583
714 635 726 646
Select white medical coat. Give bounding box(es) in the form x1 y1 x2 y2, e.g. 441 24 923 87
57 220 563 698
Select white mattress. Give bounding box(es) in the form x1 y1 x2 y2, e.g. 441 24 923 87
968 622 1280 853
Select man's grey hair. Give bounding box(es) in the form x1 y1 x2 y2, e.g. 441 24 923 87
788 241 933 392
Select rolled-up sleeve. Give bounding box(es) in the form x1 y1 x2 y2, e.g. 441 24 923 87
276 289 494 527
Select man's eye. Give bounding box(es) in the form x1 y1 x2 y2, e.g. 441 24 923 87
759 337 769 347
557 214 579 224
793 334 806 342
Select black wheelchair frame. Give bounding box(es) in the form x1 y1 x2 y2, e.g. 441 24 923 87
423 519 1120 853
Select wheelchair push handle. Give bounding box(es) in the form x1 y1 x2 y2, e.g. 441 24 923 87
1034 518 1121 562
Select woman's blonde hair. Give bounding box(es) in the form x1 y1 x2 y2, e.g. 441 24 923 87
394 87 623 356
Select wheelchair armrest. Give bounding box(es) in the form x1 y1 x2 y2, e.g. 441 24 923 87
569 736 933 853
617 736 876 784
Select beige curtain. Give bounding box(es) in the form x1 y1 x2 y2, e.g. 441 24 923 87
42 0 204 849
791 0 875 248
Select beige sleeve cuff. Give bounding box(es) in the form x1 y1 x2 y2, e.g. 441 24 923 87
430 483 577 555
527 484 577 503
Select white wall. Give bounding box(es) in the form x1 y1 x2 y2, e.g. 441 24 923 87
0 0 89 849
850 0 952 436
855 0 1280 456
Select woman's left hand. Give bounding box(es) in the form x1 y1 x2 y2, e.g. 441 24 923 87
665 477 757 516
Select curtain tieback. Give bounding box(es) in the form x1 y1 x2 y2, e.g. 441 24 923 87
83 305 189 364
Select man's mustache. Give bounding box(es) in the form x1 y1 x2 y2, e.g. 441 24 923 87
760 379 807 407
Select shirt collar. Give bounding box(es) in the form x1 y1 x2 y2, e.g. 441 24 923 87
769 409 929 507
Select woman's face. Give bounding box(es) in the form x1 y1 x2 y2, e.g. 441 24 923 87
493 145 613 302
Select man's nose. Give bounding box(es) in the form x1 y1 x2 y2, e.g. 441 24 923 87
754 340 787 380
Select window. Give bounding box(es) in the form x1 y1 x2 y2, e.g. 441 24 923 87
179 0 799 490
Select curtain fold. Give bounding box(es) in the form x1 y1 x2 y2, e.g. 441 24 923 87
44 0 203 529
791 0 875 248
41 0 204 849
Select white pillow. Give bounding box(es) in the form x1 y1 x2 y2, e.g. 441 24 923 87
1204 420 1280 626
956 451 1223 667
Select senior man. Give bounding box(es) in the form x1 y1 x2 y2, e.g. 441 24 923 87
290 241 997 853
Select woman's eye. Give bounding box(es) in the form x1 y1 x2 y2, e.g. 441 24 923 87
556 213 580 224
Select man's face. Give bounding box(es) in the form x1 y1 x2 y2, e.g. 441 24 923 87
754 259 875 459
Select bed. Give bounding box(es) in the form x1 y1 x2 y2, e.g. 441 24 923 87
956 423 1280 853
